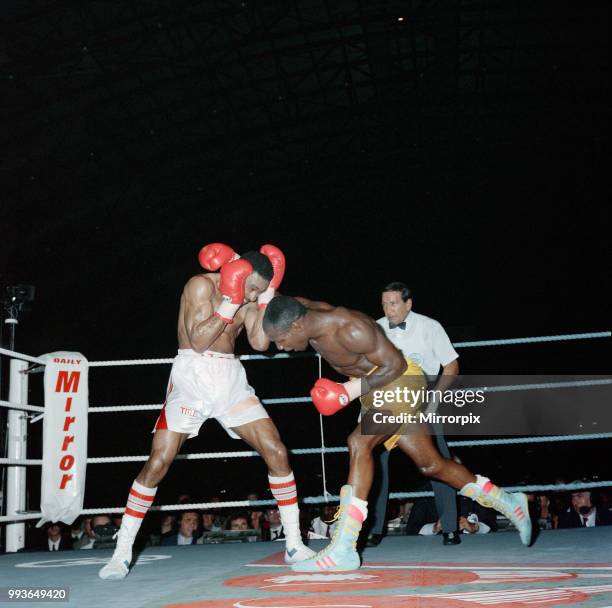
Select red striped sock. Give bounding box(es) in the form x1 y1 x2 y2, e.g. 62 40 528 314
269 472 301 545
122 480 157 536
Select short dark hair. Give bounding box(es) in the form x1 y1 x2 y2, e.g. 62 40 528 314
382 282 412 302
263 296 306 333
241 251 273 281
179 510 201 522
226 511 250 530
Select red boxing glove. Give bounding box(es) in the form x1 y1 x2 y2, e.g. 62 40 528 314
310 378 362 416
198 243 238 271
258 244 286 307
215 258 253 323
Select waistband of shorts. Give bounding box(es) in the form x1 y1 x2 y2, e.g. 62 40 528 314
177 349 235 359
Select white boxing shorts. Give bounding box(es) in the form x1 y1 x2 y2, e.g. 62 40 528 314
152 349 269 439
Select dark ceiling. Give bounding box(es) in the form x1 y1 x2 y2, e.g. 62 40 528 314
0 0 609 360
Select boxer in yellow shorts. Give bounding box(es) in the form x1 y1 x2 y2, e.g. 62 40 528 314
263 295 533 572
358 357 427 451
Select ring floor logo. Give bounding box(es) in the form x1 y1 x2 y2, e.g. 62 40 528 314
15 554 172 568
163 562 612 608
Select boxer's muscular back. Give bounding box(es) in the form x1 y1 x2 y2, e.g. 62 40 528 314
304 302 395 378
177 273 251 353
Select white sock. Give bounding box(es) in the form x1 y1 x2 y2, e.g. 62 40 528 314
121 479 157 538
268 472 302 546
475 474 491 489
350 496 369 522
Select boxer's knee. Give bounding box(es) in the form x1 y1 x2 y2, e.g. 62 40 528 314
347 430 371 459
142 450 174 485
261 438 289 473
418 455 445 478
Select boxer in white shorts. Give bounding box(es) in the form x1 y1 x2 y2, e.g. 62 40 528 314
157 348 269 439
100 243 314 581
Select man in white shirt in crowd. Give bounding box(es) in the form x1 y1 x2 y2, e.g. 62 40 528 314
367 282 461 546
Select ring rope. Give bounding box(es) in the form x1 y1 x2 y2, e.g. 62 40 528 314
1 480 610 523
0 399 44 413
1 331 607 369
2 433 610 467
3 377 608 416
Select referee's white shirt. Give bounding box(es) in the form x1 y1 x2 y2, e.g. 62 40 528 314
376 311 458 379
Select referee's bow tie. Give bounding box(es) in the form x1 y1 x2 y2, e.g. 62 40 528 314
389 321 406 330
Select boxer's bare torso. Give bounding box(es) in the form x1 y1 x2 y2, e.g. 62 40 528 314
294 297 406 388
178 273 266 353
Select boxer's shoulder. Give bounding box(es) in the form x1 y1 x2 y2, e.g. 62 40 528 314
183 274 216 300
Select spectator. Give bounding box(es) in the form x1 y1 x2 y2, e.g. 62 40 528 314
399 500 415 522
533 495 555 530
309 505 338 539
558 490 610 528
262 508 285 541
419 519 443 536
161 510 200 545
459 496 497 532
74 515 113 549
160 514 177 541
419 514 490 535
246 492 264 531
202 511 223 532
70 517 86 545
39 523 71 551
205 497 227 530
405 497 439 535
599 490 612 523
227 513 250 531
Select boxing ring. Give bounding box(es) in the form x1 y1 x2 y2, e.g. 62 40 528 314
1 331 611 608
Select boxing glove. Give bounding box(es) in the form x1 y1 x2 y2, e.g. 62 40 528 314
215 258 253 323
258 244 286 307
310 378 362 416
199 243 238 271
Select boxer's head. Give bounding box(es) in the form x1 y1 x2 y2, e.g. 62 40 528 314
382 282 413 325
240 251 274 303
262 296 309 351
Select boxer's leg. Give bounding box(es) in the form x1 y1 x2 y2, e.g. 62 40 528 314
231 417 314 562
292 425 390 572
396 426 531 545
99 430 187 580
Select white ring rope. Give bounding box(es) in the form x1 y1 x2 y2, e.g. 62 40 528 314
1 480 610 523
2 433 611 467
0 399 44 413
1 330 610 527
2 378 609 416
0 347 45 365
0 331 608 369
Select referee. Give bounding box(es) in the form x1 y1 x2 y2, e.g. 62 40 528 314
368 282 461 546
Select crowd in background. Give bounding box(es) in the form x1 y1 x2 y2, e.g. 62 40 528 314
26 486 612 552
